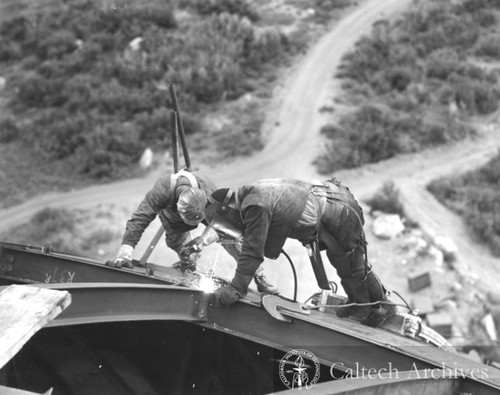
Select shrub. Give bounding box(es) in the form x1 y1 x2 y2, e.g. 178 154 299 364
84 228 118 246
426 49 461 80
31 207 75 235
475 9 496 27
245 28 286 70
365 181 405 217
39 113 89 159
0 40 23 62
385 67 412 92
15 75 66 108
476 35 500 59
0 117 19 143
215 118 263 157
186 0 260 22
0 16 30 41
136 108 170 144
136 7 178 29
314 0 351 11
36 30 78 60
428 151 500 257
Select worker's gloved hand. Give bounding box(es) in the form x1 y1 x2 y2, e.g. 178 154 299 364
106 257 133 269
180 236 204 255
214 285 243 307
175 249 199 272
105 244 134 269
214 272 253 307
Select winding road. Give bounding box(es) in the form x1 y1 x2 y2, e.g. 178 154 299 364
1 0 500 297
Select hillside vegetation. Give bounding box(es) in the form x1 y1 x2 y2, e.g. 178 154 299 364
428 150 500 257
0 0 351 207
316 0 500 173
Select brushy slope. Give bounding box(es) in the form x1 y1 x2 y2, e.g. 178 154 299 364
0 0 351 207
316 0 500 173
428 150 500 257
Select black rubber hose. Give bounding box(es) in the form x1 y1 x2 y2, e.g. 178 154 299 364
281 249 297 302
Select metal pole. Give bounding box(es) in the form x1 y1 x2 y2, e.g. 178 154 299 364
138 111 182 269
168 83 191 169
171 111 179 173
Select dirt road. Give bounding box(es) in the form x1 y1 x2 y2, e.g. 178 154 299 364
0 0 412 228
1 0 499 299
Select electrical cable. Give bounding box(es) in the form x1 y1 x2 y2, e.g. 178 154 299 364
281 249 297 302
308 300 410 310
390 289 413 313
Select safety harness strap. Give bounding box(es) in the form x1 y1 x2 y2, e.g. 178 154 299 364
311 181 370 271
170 168 199 191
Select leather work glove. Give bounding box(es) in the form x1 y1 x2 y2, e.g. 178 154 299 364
214 272 253 307
214 285 243 307
180 236 204 255
175 249 199 272
105 244 134 269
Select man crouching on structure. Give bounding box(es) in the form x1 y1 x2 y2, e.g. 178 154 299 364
184 177 396 328
106 168 277 295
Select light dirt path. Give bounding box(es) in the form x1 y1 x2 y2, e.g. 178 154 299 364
0 0 412 230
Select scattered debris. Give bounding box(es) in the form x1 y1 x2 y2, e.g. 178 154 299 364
372 214 405 239
407 269 432 292
426 311 453 338
433 234 458 263
481 314 498 342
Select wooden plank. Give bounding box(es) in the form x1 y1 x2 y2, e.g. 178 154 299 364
0 385 52 394
0 285 71 369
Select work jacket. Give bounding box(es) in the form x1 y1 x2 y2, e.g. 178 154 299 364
122 170 216 251
234 179 311 277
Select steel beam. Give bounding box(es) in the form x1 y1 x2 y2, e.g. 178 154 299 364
0 242 169 285
26 283 208 326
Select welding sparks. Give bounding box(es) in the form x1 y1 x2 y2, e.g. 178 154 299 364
190 243 229 293
196 275 218 293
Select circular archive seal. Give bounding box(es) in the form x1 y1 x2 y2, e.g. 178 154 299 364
279 349 320 389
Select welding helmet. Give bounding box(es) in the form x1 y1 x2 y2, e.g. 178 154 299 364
177 187 208 226
205 188 244 239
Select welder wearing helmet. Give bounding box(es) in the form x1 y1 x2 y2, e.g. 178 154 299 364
106 169 277 295
107 169 211 270
198 178 395 328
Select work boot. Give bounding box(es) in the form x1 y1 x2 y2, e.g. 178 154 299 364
361 301 397 328
335 298 360 318
254 273 279 295
336 277 370 318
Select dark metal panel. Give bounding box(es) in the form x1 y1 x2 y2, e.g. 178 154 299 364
202 297 436 372
275 369 461 395
203 302 500 392
3 242 500 392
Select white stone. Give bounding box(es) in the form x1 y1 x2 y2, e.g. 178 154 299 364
433 235 458 262
372 214 405 239
129 37 144 51
428 245 445 267
481 314 498 342
139 148 153 169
